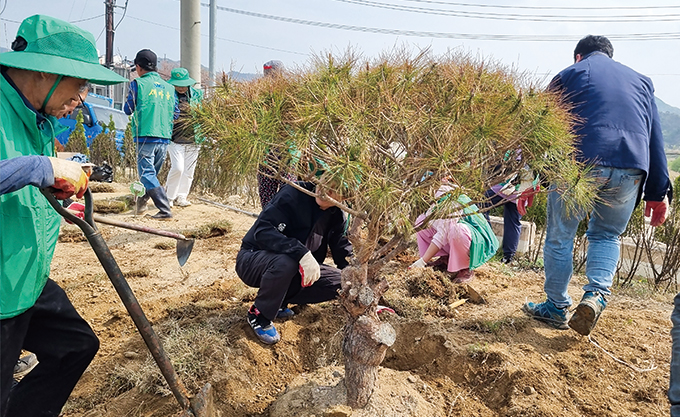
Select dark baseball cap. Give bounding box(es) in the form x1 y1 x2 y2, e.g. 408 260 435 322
133 49 157 71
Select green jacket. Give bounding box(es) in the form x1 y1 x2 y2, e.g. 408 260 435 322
0 75 61 319
130 72 175 139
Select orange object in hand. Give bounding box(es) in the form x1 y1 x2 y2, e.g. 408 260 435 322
47 157 89 199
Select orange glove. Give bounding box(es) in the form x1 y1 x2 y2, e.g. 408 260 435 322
47 157 88 199
65 201 85 224
516 185 539 216
644 200 667 227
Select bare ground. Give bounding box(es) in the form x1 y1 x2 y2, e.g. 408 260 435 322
52 182 674 417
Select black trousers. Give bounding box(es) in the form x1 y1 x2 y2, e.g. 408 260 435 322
235 249 342 321
0 279 99 417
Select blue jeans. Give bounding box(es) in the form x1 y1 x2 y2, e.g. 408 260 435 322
482 189 521 259
543 166 643 308
136 141 168 191
671 293 680 416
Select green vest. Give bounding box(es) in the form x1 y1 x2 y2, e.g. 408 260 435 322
0 76 61 319
130 72 175 139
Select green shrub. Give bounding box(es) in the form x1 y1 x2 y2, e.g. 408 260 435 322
64 111 89 156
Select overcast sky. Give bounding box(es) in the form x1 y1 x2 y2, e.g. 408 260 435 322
3 0 680 107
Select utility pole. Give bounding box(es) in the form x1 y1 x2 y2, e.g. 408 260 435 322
180 0 201 85
209 0 216 86
105 0 115 68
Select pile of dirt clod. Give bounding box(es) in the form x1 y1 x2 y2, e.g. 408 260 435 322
50 184 674 417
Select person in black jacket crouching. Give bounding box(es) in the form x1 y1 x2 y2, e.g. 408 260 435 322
235 182 352 344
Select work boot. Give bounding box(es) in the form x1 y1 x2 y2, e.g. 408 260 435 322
568 291 607 336
135 193 150 215
146 186 173 220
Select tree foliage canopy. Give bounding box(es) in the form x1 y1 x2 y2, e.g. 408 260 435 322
195 49 596 266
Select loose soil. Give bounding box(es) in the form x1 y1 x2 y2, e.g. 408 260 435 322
52 182 674 417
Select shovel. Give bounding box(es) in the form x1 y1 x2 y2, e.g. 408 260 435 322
42 188 216 417
89 214 194 267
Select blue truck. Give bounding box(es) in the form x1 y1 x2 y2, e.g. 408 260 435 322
57 93 129 150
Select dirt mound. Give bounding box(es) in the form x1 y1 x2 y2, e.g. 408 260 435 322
269 366 443 417
50 183 673 417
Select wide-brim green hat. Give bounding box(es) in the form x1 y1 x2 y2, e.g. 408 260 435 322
0 15 126 85
168 67 197 87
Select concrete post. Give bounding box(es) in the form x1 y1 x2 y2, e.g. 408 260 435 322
209 0 216 86
180 0 201 85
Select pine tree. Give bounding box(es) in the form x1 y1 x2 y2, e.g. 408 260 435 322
64 111 89 156
193 49 597 408
120 123 136 180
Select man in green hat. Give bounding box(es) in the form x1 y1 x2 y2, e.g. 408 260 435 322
165 67 204 207
124 49 178 219
0 14 126 417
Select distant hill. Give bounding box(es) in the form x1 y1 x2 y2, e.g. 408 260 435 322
657 97 680 116
657 97 680 150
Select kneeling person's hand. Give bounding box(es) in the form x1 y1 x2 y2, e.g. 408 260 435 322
299 251 321 287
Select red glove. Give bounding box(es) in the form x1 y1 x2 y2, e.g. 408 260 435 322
65 202 85 224
644 200 667 227
516 185 539 216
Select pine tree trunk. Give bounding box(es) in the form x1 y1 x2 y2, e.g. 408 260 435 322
339 264 396 408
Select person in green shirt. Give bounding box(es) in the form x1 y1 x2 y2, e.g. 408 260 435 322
0 14 126 417
124 49 178 219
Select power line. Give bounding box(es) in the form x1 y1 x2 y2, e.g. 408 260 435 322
127 15 307 56
114 0 129 31
331 0 680 22
70 14 104 23
397 0 680 11
207 6 680 42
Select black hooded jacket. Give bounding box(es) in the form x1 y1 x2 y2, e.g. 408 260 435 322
240 182 352 268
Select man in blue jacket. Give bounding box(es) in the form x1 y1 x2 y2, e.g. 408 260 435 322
523 35 671 336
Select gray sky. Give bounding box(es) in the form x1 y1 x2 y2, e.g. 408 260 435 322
3 0 680 107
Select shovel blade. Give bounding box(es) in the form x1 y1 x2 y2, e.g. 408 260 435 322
177 239 195 267
178 383 217 417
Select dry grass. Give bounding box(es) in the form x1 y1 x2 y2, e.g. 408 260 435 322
183 220 232 239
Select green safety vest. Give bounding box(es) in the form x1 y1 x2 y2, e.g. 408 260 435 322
0 76 61 319
130 72 175 139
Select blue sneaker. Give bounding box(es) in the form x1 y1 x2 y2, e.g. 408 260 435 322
522 300 569 330
247 305 280 345
276 307 295 319
568 291 607 336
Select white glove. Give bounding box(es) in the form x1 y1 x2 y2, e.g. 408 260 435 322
299 251 321 287
409 258 426 269
47 157 89 199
